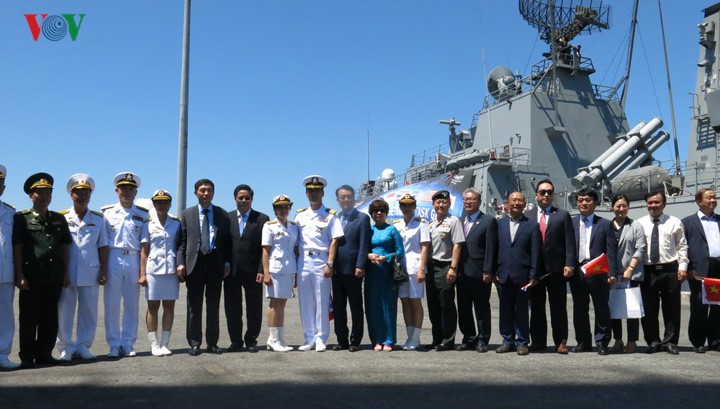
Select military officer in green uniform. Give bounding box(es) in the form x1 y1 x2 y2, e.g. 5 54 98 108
13 173 71 368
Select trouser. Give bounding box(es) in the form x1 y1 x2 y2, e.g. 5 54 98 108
186 252 223 347
426 261 456 347
611 281 640 342
19 281 62 362
224 272 263 347
0 282 15 358
456 274 491 345
569 271 611 347
497 281 530 346
297 252 331 345
332 273 364 347
56 285 99 354
641 265 681 346
104 250 140 349
530 271 568 347
688 278 720 348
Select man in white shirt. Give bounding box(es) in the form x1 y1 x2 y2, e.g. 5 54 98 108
638 191 688 354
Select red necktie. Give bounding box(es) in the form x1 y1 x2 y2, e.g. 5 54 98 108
539 210 547 243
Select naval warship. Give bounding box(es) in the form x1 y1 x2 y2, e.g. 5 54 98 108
356 0 720 221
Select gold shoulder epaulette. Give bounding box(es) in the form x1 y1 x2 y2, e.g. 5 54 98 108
136 206 149 213
297 208 307 213
414 217 426 223
266 220 278 225
59 209 70 215
289 220 297 224
91 210 104 217
394 219 402 224
170 216 180 221
327 208 336 214
101 204 114 211
19 209 31 215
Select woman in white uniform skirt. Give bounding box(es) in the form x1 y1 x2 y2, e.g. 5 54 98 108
396 194 430 350
261 194 300 352
139 190 181 356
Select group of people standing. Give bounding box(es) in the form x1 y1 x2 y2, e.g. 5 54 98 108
0 165 718 369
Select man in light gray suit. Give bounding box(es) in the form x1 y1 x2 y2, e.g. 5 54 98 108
177 179 231 356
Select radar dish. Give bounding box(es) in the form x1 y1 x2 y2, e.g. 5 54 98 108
381 168 396 181
487 67 517 102
519 0 610 46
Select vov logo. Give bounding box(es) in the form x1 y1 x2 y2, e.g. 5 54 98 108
24 14 86 41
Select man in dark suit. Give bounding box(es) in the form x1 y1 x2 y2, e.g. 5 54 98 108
569 188 617 355
177 179 231 356
525 179 576 354
331 185 371 352
457 187 497 352
224 184 269 353
495 192 540 355
682 188 720 353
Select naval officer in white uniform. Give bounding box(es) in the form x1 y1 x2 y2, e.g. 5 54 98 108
0 164 20 369
140 189 181 357
102 172 150 357
56 174 109 361
294 176 343 352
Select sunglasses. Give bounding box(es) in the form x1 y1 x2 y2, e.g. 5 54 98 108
537 190 554 196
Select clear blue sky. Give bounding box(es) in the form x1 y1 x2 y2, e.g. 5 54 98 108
0 0 710 216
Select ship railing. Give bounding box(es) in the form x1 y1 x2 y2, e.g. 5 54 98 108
408 144 450 168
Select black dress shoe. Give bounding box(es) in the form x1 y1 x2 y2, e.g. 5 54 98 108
35 356 61 366
597 347 609 356
693 346 707 354
571 344 593 353
423 343 439 350
644 344 662 354
333 344 348 351
476 341 489 353
188 346 201 356
664 344 679 355
20 360 35 369
348 345 359 352
434 343 454 351
246 345 259 353
455 343 473 351
207 345 223 354
528 343 547 352
226 343 244 353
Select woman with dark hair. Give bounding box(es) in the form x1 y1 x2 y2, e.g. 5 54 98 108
365 199 405 351
609 194 646 353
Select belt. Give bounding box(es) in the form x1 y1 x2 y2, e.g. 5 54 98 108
644 260 678 273
111 248 140 255
304 250 327 256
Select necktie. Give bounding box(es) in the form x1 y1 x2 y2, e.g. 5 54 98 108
201 208 209 254
539 210 547 243
239 213 247 236
578 216 588 262
650 218 660 264
464 216 471 236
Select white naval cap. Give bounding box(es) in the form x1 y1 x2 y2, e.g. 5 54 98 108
0 164 6 180
272 194 293 206
152 189 172 201
66 173 95 193
302 175 327 189
113 172 141 188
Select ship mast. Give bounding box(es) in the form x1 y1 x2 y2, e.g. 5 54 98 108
658 0 683 176
176 0 191 213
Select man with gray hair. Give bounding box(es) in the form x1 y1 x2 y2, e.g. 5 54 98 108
456 187 497 352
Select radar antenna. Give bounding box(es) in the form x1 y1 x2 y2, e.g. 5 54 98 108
519 0 610 50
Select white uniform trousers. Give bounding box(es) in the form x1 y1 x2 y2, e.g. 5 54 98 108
0 282 15 358
297 252 331 345
56 285 99 354
104 250 140 349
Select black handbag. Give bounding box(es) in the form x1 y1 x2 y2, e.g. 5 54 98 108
392 255 409 283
